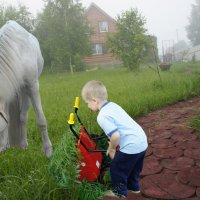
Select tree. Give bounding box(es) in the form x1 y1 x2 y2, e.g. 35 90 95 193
186 0 200 46
0 3 34 32
173 40 188 52
34 0 91 72
145 35 159 64
106 8 152 70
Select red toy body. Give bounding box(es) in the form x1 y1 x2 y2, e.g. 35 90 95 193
77 127 103 182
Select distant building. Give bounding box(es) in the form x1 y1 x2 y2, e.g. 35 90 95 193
84 3 121 65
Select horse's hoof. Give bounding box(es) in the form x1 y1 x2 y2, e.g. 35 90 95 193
20 142 28 149
43 145 52 158
0 145 8 152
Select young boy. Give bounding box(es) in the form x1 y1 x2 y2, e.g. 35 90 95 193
81 80 148 198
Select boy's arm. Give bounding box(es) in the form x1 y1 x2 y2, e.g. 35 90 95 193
109 131 120 149
106 131 120 159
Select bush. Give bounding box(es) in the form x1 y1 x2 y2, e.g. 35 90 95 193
48 127 105 200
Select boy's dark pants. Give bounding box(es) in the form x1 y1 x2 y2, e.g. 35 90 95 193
110 150 146 197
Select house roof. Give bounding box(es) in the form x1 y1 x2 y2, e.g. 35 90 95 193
86 2 116 22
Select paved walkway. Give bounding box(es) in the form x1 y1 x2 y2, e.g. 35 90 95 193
103 96 200 200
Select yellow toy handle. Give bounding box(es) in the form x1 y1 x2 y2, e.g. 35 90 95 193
68 113 75 125
74 97 79 109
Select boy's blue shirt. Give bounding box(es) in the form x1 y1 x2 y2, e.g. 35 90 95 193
97 102 148 154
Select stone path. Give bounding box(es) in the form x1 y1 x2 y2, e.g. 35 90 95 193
103 96 200 200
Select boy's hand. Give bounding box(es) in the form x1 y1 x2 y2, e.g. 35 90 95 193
106 148 116 159
106 141 116 159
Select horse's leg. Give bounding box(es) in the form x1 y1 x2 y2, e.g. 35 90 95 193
0 128 9 152
0 104 9 151
19 91 30 149
28 82 52 158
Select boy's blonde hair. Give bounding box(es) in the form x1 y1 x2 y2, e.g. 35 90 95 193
81 80 108 102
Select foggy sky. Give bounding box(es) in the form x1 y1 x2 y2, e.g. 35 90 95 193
4 0 196 54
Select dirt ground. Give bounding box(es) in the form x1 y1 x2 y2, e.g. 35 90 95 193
103 96 200 200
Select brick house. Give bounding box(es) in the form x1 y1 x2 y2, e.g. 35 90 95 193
84 3 121 65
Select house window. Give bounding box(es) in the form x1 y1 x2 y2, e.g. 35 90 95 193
92 44 103 55
92 43 107 55
99 21 108 32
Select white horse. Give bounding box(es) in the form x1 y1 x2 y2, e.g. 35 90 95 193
0 21 52 157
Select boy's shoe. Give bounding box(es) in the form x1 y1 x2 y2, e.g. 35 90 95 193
129 190 140 194
104 190 126 198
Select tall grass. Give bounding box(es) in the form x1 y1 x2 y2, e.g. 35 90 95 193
36 67 200 137
0 65 200 199
171 61 200 74
48 128 105 200
191 115 200 137
0 148 61 200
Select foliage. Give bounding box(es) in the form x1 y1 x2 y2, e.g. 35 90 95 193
0 3 34 32
144 35 159 64
171 61 200 74
106 8 152 70
191 115 200 137
48 128 80 189
0 148 61 200
48 127 105 200
34 0 91 72
186 0 200 46
73 53 87 72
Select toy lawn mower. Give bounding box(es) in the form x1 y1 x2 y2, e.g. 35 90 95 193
68 97 110 183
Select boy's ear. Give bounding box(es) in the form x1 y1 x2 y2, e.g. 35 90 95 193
91 97 97 102
94 98 100 104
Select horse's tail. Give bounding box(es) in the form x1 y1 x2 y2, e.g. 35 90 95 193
8 92 22 147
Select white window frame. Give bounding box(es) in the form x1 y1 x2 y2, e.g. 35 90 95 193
99 21 108 32
92 44 103 55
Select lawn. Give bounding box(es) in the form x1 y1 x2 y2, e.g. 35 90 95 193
0 63 200 200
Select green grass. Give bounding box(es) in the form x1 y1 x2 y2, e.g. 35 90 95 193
0 148 60 200
1 64 200 199
37 66 200 137
171 61 200 74
191 115 200 137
